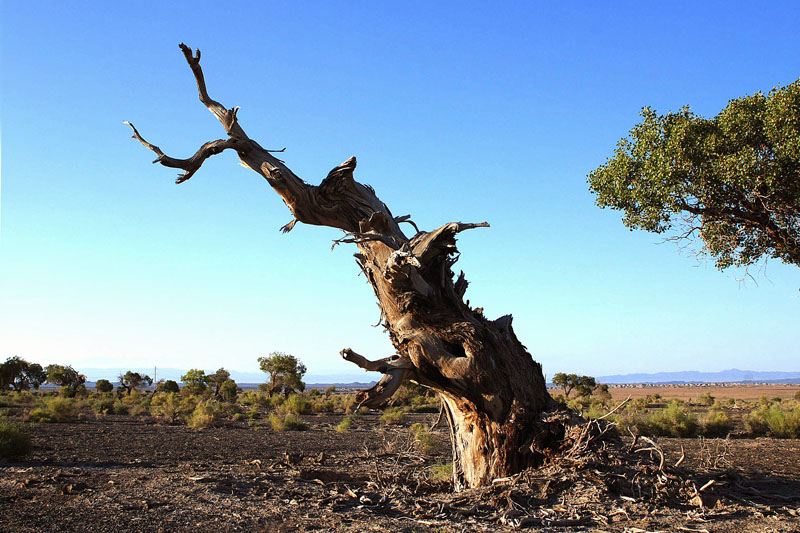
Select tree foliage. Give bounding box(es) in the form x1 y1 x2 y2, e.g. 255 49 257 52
45 364 86 388
0 357 46 392
180 369 208 394
206 368 231 398
588 79 800 271
257 352 306 396
118 371 152 395
95 379 114 393
552 373 597 398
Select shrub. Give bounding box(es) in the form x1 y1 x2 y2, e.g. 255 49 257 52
429 462 453 483
218 379 239 402
746 404 800 438
0 419 33 458
312 398 337 413
239 390 269 407
112 400 129 415
380 406 406 425
324 385 336 396
187 400 221 429
94 379 114 393
336 413 359 433
284 393 312 415
155 380 180 394
29 397 74 423
636 400 699 437
703 409 733 437
696 392 715 406
269 413 307 431
90 394 114 416
794 390 800 401
410 423 436 453
151 392 193 423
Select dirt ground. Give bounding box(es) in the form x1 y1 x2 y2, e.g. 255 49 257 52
1 411 799 532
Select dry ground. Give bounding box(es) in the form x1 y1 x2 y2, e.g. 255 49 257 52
1 410 799 532
604 384 800 402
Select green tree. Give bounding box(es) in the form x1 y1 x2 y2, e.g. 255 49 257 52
218 379 239 402
0 357 46 392
206 368 230 398
94 379 114 393
155 379 180 394
180 369 208 395
118 371 152 395
552 372 578 398
45 364 86 388
575 375 597 397
257 352 306 396
588 79 800 272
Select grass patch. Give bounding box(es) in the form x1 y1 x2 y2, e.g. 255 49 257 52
379 406 406 425
336 413 359 433
269 413 308 431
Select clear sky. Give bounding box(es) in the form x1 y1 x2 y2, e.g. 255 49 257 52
1 1 799 382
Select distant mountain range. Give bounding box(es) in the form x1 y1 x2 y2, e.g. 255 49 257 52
595 368 800 385
78 367 800 386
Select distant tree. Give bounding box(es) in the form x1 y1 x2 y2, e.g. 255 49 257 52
155 379 180 394
575 375 597 397
180 369 208 395
218 379 239 402
0 357 46 392
588 79 800 272
45 364 86 388
552 372 578 398
257 352 306 397
118 371 152 395
94 379 114 393
206 368 231 399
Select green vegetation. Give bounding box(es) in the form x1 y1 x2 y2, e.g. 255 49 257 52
0 357 46 392
380 406 406 425
269 412 307 431
94 379 114 393
588 79 800 271
429 462 453 483
703 408 733 437
118 371 152 395
155 379 180 394
29 397 75 423
410 423 436 453
336 413 359 433
746 403 800 438
552 373 598 398
0 419 33 458
258 352 307 396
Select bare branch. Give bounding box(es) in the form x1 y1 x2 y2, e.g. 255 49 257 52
340 348 413 408
125 122 242 183
178 43 246 138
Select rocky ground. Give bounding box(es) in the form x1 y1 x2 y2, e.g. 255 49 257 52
1 413 799 532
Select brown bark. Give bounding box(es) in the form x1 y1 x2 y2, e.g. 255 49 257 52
127 44 564 489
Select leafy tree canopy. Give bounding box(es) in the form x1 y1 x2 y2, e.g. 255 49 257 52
588 79 800 271
258 352 307 396
95 379 114 393
0 357 46 392
45 364 86 388
118 371 152 395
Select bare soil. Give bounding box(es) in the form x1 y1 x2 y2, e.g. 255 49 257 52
1 412 799 532
604 384 800 402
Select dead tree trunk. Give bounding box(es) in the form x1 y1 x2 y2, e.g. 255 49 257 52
127 44 565 489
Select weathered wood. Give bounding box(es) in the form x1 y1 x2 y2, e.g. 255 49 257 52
128 44 564 489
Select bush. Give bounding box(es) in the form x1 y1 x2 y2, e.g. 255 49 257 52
703 409 733 437
94 379 114 393
284 393 312 415
380 406 406 425
239 390 269 408
324 385 336 396
0 419 33 458
429 462 453 483
90 394 114 416
187 400 221 429
746 404 800 438
336 413 359 433
410 423 436 453
155 380 180 394
696 392 715 406
112 401 129 415
29 397 74 423
794 390 800 401
269 413 307 431
218 379 239 402
636 400 699 437
150 392 193 423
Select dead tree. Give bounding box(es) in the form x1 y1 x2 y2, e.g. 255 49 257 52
127 44 565 490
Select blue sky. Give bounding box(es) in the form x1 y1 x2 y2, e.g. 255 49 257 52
1 1 799 382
